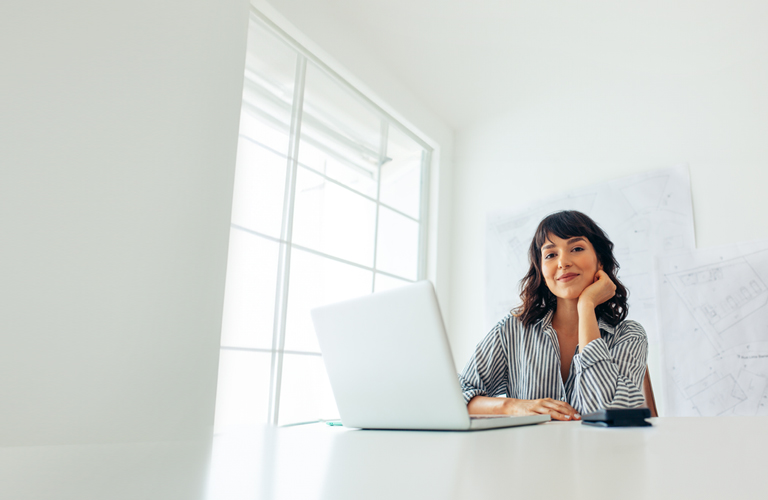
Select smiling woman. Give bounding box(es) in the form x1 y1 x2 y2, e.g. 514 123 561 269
459 211 648 420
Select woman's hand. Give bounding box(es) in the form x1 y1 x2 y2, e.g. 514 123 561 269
505 398 581 421
578 269 616 310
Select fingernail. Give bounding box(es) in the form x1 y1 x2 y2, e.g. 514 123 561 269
575 414 581 420
564 415 570 420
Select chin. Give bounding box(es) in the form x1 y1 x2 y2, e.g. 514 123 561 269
559 294 581 301
556 288 587 301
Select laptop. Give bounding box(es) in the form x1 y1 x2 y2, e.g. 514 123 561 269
310 280 550 430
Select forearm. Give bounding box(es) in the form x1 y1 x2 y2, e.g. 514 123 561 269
468 395 580 420
577 301 601 352
467 396 513 415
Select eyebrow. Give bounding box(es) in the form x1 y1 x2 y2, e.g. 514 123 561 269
541 237 586 251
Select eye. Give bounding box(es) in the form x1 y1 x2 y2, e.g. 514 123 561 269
572 246 585 252
543 252 556 260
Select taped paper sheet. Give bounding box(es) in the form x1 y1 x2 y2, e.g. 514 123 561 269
656 241 768 416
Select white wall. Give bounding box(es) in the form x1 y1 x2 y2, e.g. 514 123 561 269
449 2 768 387
0 0 249 445
255 0 456 326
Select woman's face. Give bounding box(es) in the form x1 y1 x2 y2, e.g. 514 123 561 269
540 233 601 301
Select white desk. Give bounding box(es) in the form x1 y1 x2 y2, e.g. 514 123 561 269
3 418 767 499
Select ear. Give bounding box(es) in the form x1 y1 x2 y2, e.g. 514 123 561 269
597 261 604 272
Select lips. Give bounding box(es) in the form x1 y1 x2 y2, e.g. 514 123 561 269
557 273 579 282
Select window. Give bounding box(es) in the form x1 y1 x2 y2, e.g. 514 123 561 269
214 10 432 428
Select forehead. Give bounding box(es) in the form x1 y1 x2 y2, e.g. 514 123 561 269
541 234 589 250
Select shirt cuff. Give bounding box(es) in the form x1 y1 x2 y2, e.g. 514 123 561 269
573 337 611 371
462 389 487 404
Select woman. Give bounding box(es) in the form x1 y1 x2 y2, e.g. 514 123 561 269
459 210 648 420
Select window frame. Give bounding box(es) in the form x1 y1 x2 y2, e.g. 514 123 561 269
217 8 433 427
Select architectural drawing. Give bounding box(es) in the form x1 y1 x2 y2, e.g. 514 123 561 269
666 257 768 350
657 243 768 416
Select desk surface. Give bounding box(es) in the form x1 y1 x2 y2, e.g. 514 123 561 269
3 417 767 499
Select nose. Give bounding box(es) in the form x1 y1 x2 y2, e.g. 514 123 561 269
558 253 571 269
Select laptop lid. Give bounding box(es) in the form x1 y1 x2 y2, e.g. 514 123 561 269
310 281 472 430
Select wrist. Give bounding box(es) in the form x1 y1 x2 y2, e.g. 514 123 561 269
501 398 520 415
577 298 596 313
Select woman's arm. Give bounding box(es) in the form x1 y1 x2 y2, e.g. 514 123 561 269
459 315 580 421
570 321 648 414
458 321 510 403
467 396 581 421
576 269 616 352
569 270 647 414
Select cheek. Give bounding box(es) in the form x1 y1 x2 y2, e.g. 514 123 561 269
541 261 557 280
580 254 599 273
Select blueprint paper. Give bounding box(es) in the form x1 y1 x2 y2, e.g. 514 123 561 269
656 241 768 416
486 166 696 350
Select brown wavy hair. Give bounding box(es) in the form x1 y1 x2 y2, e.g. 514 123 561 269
513 210 629 327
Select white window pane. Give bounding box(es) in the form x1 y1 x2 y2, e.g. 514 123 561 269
302 62 381 156
284 248 372 352
230 139 286 239
214 350 271 432
239 106 291 157
292 167 376 266
374 273 412 293
298 139 378 198
300 62 383 194
245 18 296 100
241 19 297 155
376 207 420 281
278 354 339 425
379 126 424 219
220 229 278 349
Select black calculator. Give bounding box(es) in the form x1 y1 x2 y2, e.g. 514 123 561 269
581 408 652 427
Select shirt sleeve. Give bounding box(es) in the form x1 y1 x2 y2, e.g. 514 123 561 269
569 320 648 414
457 319 511 404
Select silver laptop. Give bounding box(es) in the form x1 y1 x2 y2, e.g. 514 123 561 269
310 280 550 430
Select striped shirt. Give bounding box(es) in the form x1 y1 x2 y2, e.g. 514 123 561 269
458 309 648 414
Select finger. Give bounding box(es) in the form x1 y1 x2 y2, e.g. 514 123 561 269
539 402 580 421
594 270 608 284
547 410 574 421
544 401 582 420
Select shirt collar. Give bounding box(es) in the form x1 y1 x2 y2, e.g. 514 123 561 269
541 309 555 330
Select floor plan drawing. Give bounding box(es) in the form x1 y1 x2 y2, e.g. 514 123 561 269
666 257 768 350
657 243 768 416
